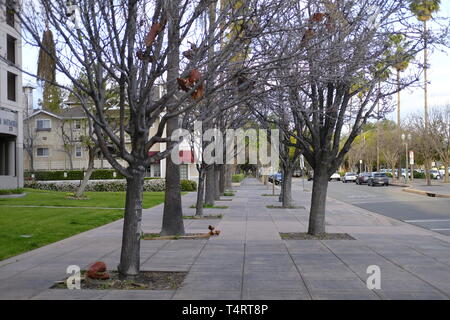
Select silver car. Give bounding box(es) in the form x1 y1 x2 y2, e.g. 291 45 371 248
343 172 357 183
367 172 389 187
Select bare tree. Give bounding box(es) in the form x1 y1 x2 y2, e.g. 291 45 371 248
407 112 436 186
428 105 450 183
16 0 273 276
379 121 402 179
250 0 444 235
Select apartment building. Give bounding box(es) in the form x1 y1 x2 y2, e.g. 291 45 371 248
23 101 199 181
0 1 23 189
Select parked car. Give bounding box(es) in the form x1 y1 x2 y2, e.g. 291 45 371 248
367 172 389 186
269 173 283 185
329 172 341 181
307 171 314 181
356 172 371 185
342 172 357 183
429 169 442 180
293 170 302 177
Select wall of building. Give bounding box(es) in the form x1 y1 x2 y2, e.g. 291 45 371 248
0 5 23 189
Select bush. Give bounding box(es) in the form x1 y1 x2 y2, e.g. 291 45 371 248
232 174 245 183
413 171 425 179
24 178 197 193
25 169 124 181
180 179 197 191
386 173 393 178
0 188 24 195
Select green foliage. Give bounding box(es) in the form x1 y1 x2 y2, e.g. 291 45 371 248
387 33 413 72
232 174 245 182
0 188 24 195
409 0 441 21
413 171 426 179
180 180 197 191
24 178 197 193
25 169 124 181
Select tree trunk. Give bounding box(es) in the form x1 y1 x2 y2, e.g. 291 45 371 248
225 164 233 190
282 166 293 208
307 166 329 235
75 147 95 198
219 164 226 194
195 168 206 217
161 0 184 236
444 160 449 183
214 165 221 200
205 165 216 206
161 118 185 236
424 158 432 186
118 171 144 277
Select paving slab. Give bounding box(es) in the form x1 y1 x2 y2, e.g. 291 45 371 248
2 178 450 300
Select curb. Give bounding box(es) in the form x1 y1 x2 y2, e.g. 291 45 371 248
402 187 450 199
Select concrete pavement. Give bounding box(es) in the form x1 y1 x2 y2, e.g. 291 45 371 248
308 178 450 237
1 178 450 300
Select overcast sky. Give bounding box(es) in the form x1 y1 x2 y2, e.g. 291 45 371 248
21 2 450 119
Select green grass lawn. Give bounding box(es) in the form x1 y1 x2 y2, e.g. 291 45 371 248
0 189 166 209
0 189 167 261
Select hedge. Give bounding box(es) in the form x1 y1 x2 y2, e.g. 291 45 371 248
24 169 124 181
181 179 197 191
0 188 24 195
24 178 197 192
413 171 426 179
232 174 245 183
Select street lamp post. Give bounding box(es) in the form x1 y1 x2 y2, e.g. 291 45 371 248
401 133 412 184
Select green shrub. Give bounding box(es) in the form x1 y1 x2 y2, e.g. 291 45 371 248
180 179 197 191
386 172 393 178
232 174 245 183
0 188 24 195
25 169 124 181
24 178 197 193
413 171 425 179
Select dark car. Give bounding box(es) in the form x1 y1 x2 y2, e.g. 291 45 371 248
367 172 389 187
269 173 283 185
356 172 371 185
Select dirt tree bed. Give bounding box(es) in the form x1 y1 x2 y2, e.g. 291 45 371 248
280 233 355 240
52 271 187 290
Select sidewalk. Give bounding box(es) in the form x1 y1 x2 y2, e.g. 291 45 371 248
1 178 450 300
391 179 450 198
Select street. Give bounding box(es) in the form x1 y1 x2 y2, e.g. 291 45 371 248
292 178 450 237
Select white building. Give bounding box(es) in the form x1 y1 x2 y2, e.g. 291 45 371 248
0 1 23 190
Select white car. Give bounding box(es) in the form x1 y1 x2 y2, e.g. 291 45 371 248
329 172 341 181
342 172 357 183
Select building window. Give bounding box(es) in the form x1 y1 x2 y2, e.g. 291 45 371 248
37 148 49 157
180 164 188 180
75 146 82 158
36 119 51 131
7 35 16 64
152 163 161 177
7 72 17 101
6 0 15 27
74 120 82 130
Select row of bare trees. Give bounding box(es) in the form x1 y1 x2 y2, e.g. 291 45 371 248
344 105 450 185
8 0 448 278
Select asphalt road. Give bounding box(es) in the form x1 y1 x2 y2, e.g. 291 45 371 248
292 178 450 236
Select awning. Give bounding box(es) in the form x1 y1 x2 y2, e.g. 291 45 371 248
148 151 161 164
148 150 195 164
178 150 195 164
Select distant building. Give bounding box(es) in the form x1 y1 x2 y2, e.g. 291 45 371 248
0 1 23 189
23 101 199 181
